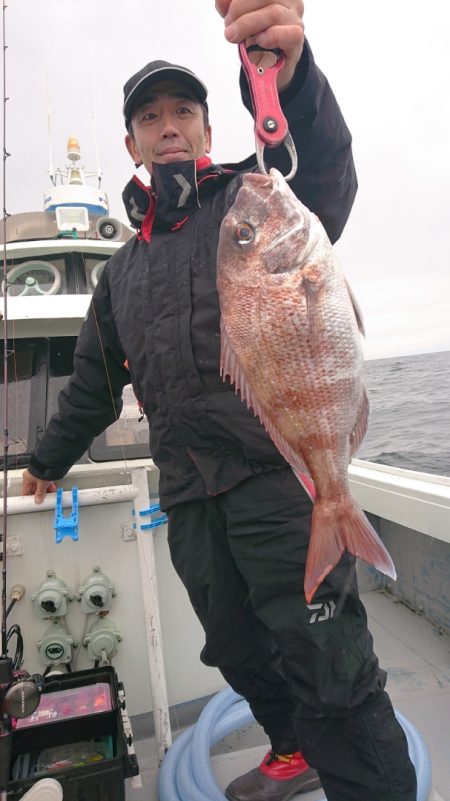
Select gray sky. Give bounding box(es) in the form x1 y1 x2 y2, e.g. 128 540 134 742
3 0 449 359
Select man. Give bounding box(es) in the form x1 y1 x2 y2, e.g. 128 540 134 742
23 1 417 799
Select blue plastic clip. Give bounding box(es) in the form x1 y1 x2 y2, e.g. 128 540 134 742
140 516 168 531
135 502 168 532
54 487 79 543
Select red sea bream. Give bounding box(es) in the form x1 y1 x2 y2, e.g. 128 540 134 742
216 168 396 602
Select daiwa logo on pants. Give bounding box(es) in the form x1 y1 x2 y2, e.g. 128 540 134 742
306 600 336 624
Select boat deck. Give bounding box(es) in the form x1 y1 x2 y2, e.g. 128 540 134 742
126 589 450 801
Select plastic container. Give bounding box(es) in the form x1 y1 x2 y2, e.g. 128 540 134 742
8 667 138 801
12 737 114 779
37 738 113 773
15 683 112 729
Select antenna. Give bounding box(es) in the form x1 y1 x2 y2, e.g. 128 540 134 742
46 70 55 186
89 78 102 188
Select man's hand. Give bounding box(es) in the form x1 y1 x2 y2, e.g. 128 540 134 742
22 469 57 505
215 0 305 91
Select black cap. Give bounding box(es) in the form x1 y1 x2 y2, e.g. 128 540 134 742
123 60 208 129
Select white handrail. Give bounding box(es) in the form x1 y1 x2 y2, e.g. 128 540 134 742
349 459 450 544
0 485 138 516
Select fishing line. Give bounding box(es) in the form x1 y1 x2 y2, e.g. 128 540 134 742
77 245 133 481
79 230 185 740
78 237 185 739
76 242 188 738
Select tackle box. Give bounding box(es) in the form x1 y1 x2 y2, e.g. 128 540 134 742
8 666 139 801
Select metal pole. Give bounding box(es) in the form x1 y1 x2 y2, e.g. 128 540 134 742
132 467 172 764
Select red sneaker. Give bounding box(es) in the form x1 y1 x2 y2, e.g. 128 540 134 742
225 750 321 801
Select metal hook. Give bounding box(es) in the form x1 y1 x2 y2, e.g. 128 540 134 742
238 42 299 182
256 131 298 182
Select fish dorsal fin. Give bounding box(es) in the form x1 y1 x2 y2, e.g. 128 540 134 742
220 320 315 501
345 278 365 337
350 387 370 458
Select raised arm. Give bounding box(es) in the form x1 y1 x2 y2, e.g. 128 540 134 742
217 0 357 243
216 0 305 91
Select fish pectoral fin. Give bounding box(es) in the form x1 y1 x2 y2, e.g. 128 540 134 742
349 387 370 458
344 277 365 337
304 498 396 603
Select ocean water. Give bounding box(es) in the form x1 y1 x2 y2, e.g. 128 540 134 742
357 350 450 477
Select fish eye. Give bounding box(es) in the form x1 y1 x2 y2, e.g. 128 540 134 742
234 222 255 245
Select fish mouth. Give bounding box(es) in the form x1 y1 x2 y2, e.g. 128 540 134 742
242 172 273 190
241 168 288 193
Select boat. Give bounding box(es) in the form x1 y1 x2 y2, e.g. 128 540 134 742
1 139 449 801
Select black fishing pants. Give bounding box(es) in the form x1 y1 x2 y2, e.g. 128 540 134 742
167 467 417 801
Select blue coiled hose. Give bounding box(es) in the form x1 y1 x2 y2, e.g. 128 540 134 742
158 687 432 801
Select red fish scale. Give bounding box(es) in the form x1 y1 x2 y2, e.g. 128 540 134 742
217 169 395 599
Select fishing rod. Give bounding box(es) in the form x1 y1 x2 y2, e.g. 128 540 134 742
0 0 18 792
0 0 13 791
0 3 42 797
1 0 10 665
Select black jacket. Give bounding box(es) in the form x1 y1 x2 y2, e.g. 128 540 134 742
29 42 357 510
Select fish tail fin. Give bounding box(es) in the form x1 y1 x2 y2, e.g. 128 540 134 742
304 498 396 603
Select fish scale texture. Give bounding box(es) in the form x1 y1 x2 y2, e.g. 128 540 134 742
217 169 395 600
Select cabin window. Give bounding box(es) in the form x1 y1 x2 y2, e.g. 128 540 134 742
0 341 45 467
2 258 68 296
2 253 110 297
0 337 150 469
81 257 107 292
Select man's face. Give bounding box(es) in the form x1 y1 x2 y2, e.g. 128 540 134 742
125 80 211 174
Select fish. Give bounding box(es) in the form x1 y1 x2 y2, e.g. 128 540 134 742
216 168 396 603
